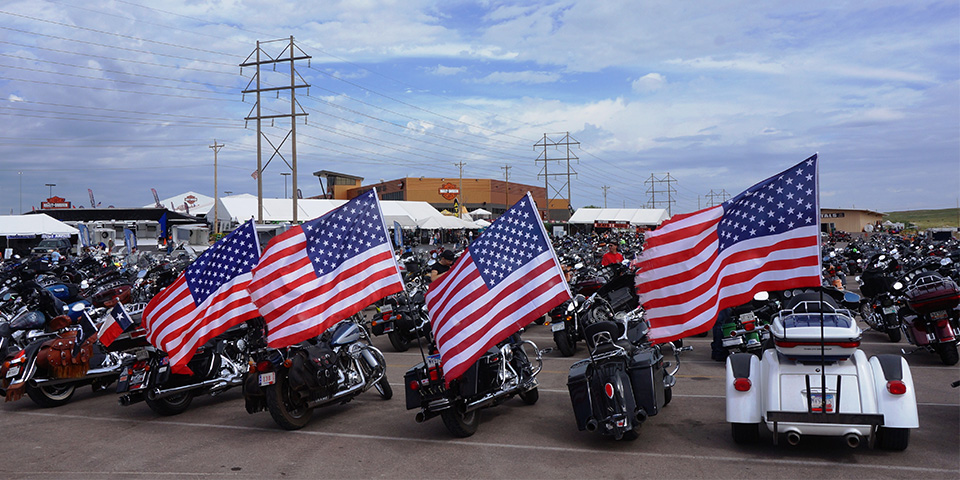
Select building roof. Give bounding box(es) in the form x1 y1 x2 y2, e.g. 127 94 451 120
568 208 670 226
821 207 887 217
27 207 201 224
312 170 364 181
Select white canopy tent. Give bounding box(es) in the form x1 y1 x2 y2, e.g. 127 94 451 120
568 208 670 227
214 195 479 230
0 214 79 237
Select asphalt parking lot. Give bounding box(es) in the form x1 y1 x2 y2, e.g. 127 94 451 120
1 315 958 479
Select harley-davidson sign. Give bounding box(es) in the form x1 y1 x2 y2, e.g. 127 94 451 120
439 183 459 201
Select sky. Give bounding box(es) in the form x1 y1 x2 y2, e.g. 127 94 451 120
1 0 957 217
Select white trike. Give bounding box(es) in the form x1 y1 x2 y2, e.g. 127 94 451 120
725 290 918 450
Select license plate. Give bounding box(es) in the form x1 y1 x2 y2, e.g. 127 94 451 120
808 392 835 413
882 307 896 315
551 322 565 332
722 337 743 347
931 310 948 320
5 365 20 378
378 304 393 313
426 354 441 368
258 371 276 386
740 312 757 323
129 370 147 386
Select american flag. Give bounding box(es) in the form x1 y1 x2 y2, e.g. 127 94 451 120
143 220 261 374
247 190 404 348
636 154 822 343
427 193 571 384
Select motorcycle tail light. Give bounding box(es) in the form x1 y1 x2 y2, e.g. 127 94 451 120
257 360 273 372
886 380 907 395
428 367 440 382
604 383 615 398
733 378 752 392
937 320 949 329
743 321 755 331
408 380 419 391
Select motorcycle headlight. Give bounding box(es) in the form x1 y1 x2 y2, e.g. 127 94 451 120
893 282 903 290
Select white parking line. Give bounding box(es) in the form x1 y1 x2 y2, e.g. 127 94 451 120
10 410 957 474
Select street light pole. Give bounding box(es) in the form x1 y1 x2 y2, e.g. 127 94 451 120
281 172 291 199
18 172 22 214
210 140 224 237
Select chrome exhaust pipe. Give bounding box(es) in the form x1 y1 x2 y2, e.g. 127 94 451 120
148 375 241 400
305 380 366 409
845 433 861 448
635 408 648 425
585 418 599 432
786 431 801 446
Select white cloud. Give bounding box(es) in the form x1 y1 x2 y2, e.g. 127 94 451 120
7 94 25 102
473 71 561 84
425 64 467 76
632 73 666 93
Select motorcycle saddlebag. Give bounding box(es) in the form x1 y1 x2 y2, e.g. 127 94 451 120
36 330 93 379
627 346 665 417
904 274 960 315
566 359 593 430
288 345 338 397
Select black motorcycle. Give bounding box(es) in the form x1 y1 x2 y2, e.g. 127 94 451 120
550 263 637 356
243 315 392 430
371 277 431 352
116 319 262 415
566 299 686 440
858 253 904 342
403 331 541 437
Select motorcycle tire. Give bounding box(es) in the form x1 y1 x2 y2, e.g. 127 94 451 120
935 340 959 366
663 386 672 406
886 327 902 343
620 425 641 441
440 404 480 438
146 391 195 416
875 426 910 451
374 376 393 400
264 374 314 430
518 387 539 405
731 422 760 444
554 330 577 357
387 330 410 352
26 383 75 408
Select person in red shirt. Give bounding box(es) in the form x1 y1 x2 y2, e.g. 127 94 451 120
601 243 624 266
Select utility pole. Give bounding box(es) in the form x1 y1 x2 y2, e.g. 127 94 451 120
453 161 466 218
644 173 677 216
240 37 310 223
500 165 511 208
210 139 223 237
601 185 611 208
535 132 579 221
704 189 731 207
280 172 291 198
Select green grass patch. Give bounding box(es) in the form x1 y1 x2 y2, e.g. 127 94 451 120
885 208 960 231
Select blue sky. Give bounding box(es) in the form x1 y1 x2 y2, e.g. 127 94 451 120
1 0 957 215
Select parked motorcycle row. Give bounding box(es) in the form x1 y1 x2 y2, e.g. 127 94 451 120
2 228 955 452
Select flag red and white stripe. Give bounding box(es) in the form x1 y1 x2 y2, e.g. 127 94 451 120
427 193 570 384
636 154 822 343
143 220 261 374
247 190 404 348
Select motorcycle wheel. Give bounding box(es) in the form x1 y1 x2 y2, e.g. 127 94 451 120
731 422 760 444
374 376 393 400
146 391 195 416
886 327 902 343
934 340 959 366
264 374 314 430
554 330 577 357
440 404 480 438
518 387 539 405
663 386 672 406
26 383 75 408
875 426 910 451
387 330 410 352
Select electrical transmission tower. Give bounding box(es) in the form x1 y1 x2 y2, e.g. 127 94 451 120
534 132 579 221
644 173 677 216
704 189 731 207
240 36 311 223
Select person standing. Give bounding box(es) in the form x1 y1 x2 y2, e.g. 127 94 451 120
601 243 624 266
429 249 457 282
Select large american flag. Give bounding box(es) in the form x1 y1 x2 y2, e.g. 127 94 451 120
427 193 571 384
143 220 261 374
636 154 822 343
247 190 404 348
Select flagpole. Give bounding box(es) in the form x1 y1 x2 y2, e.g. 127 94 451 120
814 153 827 414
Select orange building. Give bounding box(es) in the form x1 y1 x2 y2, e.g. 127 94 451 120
312 170 570 221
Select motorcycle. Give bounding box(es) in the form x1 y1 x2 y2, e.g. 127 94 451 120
898 260 960 365
403 331 542 437
371 277 432 352
720 292 779 356
243 314 392 430
566 298 686 440
857 253 904 342
549 263 636 356
116 319 263 415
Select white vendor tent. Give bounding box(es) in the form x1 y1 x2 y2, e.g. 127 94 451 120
568 208 670 227
0 214 78 237
146 191 215 217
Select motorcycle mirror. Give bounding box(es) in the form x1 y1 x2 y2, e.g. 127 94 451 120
574 294 586 304
753 291 769 302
